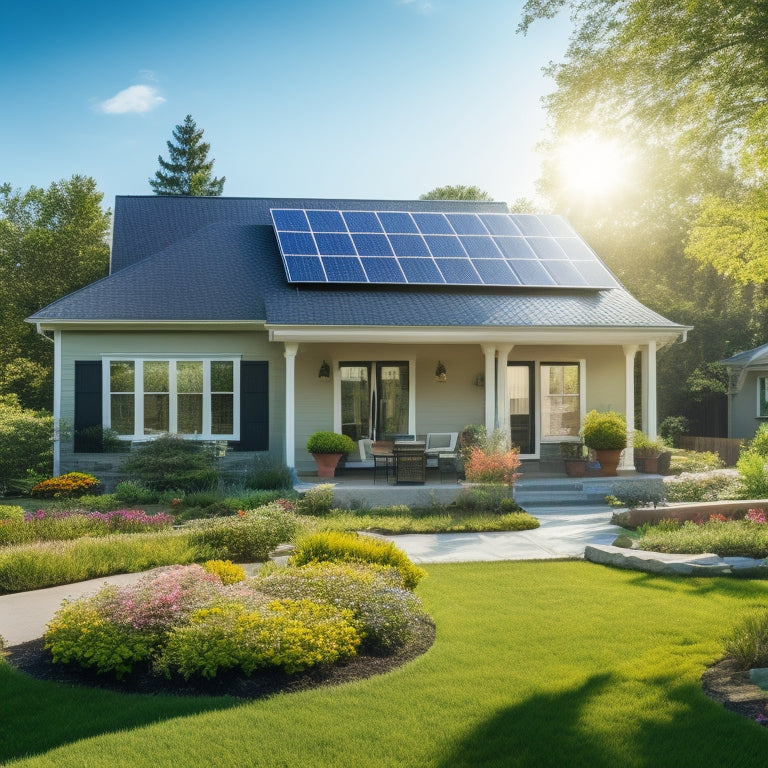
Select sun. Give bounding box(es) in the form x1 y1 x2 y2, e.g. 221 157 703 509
558 134 631 197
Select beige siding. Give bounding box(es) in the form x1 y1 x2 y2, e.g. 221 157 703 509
59 330 285 464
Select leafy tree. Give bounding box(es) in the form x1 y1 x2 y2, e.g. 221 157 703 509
420 184 493 201
149 115 225 196
0 176 110 409
519 0 768 160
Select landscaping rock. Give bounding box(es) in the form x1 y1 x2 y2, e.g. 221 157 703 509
584 544 768 577
749 669 768 691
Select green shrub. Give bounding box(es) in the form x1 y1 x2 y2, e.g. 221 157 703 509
725 611 768 669
582 410 627 450
202 559 247 584
122 435 218 492
188 503 302 561
305 431 357 455
114 481 158 505
245 454 294 490
612 535 634 548
736 449 768 499
659 415 689 445
155 598 360 678
450 484 519 513
0 396 53 488
256 562 430 651
291 531 426 590
45 596 157 678
0 505 24 522
297 483 335 516
608 479 666 508
749 423 768 458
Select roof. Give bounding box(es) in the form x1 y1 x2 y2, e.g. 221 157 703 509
28 195 687 335
721 343 768 368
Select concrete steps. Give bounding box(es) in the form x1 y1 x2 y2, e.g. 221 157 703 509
513 473 661 507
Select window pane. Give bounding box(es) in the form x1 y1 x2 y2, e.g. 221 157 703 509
760 378 768 417
177 361 203 393
178 394 203 434
340 365 370 442
211 361 234 392
542 364 580 438
110 361 134 392
378 364 409 438
211 394 234 434
144 361 169 392
111 394 134 435
144 394 169 434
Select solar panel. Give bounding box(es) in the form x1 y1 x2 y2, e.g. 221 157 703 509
270 209 621 289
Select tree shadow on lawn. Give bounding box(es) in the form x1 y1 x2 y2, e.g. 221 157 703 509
0 660 242 764
616 569 768 601
435 672 768 768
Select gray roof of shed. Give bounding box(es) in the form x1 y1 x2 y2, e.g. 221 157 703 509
28 196 685 331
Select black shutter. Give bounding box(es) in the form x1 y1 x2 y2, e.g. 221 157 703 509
237 361 269 451
74 361 103 452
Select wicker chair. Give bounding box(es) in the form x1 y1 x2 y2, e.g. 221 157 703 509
371 441 395 484
393 441 427 484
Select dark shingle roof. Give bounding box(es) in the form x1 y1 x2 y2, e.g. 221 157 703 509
28 196 685 331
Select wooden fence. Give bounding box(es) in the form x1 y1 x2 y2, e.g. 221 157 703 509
676 436 744 467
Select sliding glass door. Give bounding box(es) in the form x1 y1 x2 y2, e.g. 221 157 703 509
340 361 409 442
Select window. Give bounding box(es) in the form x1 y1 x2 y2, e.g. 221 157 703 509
541 363 581 439
758 377 768 418
105 358 238 439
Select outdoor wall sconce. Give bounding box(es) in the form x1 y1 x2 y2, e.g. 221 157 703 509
318 360 331 381
474 374 485 387
434 360 447 383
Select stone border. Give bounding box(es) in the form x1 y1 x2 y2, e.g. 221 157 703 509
585 544 768 577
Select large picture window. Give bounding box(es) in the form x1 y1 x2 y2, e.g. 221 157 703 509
541 363 581 439
105 358 239 439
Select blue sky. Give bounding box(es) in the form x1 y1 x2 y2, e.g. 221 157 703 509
1 0 571 211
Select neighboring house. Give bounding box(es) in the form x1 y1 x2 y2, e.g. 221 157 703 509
27 195 689 477
722 343 768 440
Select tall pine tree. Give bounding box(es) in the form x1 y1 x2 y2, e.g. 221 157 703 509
149 115 225 196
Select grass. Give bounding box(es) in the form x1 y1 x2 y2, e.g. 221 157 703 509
638 520 768 558
3 560 768 767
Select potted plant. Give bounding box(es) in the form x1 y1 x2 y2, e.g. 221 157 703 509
581 410 627 476
306 431 357 478
559 441 588 477
633 431 667 474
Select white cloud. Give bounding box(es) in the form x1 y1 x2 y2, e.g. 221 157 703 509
98 85 165 115
398 0 434 12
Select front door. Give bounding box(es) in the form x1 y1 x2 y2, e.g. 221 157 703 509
508 363 535 454
340 361 409 442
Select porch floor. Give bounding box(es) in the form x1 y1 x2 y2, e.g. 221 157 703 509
297 461 664 509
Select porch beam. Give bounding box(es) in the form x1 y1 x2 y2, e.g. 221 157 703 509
284 342 299 468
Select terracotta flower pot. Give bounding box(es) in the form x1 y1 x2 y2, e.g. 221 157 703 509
312 453 342 478
564 458 588 477
594 448 623 476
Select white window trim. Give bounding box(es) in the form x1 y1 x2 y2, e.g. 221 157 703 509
538 359 586 444
102 356 241 441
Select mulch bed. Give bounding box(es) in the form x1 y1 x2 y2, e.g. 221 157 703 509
4 618 436 699
702 657 768 725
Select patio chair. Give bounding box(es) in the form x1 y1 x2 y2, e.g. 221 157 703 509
371 440 394 484
424 432 458 457
393 441 427 484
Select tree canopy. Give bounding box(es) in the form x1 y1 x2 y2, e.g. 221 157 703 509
419 184 493 201
0 176 110 409
149 115 225 196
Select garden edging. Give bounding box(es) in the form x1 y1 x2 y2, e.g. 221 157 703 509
585 544 768 577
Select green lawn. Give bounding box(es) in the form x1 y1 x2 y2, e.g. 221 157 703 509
3 560 768 767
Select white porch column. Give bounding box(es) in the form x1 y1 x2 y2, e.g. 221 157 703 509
496 344 514 437
481 344 496 433
283 342 299 468
622 344 639 469
645 341 657 440
53 330 62 477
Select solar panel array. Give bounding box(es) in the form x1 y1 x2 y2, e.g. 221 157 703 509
270 209 620 289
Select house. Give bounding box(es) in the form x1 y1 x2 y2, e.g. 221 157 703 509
27 195 689 479
722 343 768 441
